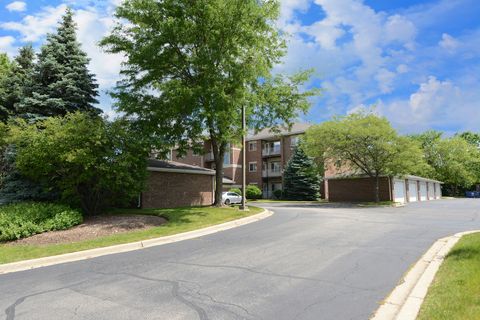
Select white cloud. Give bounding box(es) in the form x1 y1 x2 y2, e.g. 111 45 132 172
439 33 459 52
378 76 480 133
6 1 26 12
1 4 67 42
0 36 17 56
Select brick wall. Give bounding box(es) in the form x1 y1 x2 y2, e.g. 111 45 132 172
142 171 214 209
171 149 204 167
327 177 392 202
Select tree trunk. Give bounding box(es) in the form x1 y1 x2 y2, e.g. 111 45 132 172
374 175 380 203
212 139 225 207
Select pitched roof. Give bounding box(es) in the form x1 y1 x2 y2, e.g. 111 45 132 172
147 159 215 175
246 123 312 141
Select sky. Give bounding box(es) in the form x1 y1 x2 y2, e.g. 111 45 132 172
0 0 479 135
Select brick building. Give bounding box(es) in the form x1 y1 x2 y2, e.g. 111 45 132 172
169 123 312 197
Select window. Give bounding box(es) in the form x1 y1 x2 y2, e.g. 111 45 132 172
270 162 281 172
249 162 257 172
291 136 300 148
248 141 257 151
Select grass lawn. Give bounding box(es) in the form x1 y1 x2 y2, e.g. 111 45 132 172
248 199 326 203
0 205 263 265
417 232 480 320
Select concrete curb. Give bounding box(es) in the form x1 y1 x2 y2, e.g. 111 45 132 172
371 230 480 320
0 209 273 275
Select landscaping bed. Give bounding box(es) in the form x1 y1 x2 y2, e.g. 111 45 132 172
8 214 167 246
0 205 263 264
417 232 480 320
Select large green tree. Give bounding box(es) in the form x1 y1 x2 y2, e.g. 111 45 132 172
411 131 480 195
0 53 13 121
8 112 150 215
101 0 316 205
283 147 320 201
18 9 99 118
0 45 35 122
304 112 427 202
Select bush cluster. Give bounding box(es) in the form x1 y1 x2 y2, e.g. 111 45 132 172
0 202 83 241
229 188 241 195
246 185 262 199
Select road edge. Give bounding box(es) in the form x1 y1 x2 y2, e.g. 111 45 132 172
371 229 480 320
0 209 273 275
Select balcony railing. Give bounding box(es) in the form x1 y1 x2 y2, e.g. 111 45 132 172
262 147 281 156
262 169 282 177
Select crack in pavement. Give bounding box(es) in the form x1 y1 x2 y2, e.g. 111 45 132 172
4 280 90 320
94 271 209 320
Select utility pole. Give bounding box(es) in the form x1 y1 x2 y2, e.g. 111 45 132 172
240 104 248 211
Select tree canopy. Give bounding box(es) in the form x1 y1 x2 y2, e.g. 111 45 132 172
101 0 317 205
7 112 150 215
18 9 99 118
303 112 427 201
283 146 320 200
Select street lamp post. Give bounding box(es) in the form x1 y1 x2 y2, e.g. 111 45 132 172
240 104 248 211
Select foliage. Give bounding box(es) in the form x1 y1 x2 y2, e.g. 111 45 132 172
229 188 241 195
0 202 83 241
457 131 480 148
273 189 283 199
246 185 262 200
411 131 480 195
17 9 99 119
0 45 35 122
0 206 262 264
304 112 427 201
0 53 13 121
7 112 150 215
100 0 317 205
283 147 319 200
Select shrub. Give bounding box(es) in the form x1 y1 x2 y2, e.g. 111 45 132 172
246 185 262 199
273 189 283 199
229 188 241 195
0 202 83 241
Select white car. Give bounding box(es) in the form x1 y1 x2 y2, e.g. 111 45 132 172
222 192 242 205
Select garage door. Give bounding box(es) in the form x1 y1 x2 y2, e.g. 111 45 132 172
393 180 406 203
408 181 418 202
419 182 427 201
435 183 442 199
428 182 434 200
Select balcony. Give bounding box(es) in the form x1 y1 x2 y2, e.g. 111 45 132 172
262 169 282 178
262 146 281 157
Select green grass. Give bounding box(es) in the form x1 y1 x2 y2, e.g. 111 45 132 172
0 205 263 265
248 199 326 203
417 232 480 320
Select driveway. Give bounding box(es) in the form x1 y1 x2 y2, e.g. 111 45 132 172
1 199 479 320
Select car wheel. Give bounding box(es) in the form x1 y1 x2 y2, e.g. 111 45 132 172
225 199 231 205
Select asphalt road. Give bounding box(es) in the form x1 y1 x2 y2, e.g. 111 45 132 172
1 199 480 320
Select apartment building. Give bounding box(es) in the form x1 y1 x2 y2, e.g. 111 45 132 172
169 123 311 198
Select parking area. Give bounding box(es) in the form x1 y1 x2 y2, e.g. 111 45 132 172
1 199 479 320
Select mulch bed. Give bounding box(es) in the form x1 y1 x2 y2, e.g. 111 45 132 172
8 214 167 246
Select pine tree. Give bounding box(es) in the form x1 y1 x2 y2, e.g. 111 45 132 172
0 53 13 121
283 146 320 200
18 8 100 118
0 45 35 122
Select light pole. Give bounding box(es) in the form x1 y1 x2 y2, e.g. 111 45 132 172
240 104 248 211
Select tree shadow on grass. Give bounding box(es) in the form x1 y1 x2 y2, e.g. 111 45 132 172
446 247 480 261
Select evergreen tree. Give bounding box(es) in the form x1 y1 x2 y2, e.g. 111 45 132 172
283 147 320 200
0 53 13 121
0 45 35 122
18 8 100 118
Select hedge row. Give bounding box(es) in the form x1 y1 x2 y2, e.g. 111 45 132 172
0 202 83 241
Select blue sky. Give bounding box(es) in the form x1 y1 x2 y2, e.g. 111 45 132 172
1 0 479 134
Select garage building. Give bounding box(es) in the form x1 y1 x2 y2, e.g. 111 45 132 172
324 175 442 204
141 159 215 209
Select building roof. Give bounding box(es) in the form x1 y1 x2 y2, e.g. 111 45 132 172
246 123 312 141
147 159 215 175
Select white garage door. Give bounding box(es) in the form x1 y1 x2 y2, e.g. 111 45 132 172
408 181 418 202
428 182 434 200
394 180 406 203
435 183 442 199
419 182 427 201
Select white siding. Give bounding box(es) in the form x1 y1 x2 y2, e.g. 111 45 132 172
408 181 418 202
394 180 406 203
